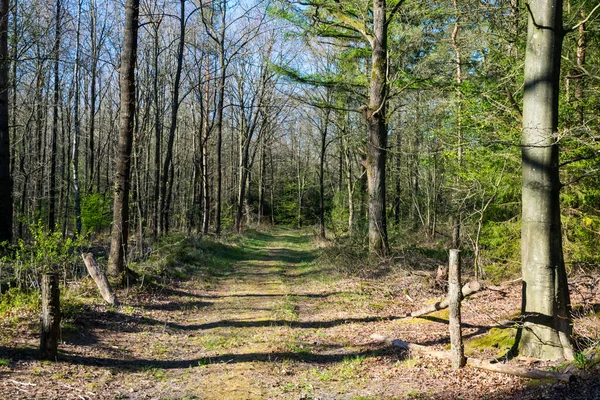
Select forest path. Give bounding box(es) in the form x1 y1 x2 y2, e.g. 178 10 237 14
3 229 598 399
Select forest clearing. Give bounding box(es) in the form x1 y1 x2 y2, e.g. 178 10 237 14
1 229 600 399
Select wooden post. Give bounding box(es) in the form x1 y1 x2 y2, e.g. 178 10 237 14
40 273 60 361
82 253 120 306
448 249 465 369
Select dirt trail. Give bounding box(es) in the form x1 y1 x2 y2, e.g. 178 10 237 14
1 229 599 399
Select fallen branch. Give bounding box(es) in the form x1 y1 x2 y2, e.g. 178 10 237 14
370 334 574 383
82 253 120 306
488 277 523 292
8 379 36 387
409 281 481 317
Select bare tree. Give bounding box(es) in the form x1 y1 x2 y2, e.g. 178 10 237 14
48 0 61 231
108 0 140 279
159 0 186 235
0 0 11 242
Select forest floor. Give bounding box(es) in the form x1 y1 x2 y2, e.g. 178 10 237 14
1 228 600 399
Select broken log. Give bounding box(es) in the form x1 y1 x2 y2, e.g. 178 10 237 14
370 334 574 383
408 280 481 318
82 253 120 306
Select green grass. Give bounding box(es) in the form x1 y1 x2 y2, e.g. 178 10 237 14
0 287 40 316
276 295 299 321
0 358 9 367
196 334 241 351
315 355 366 382
130 231 280 285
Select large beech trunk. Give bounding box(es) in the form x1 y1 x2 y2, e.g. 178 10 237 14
519 0 573 361
108 0 139 279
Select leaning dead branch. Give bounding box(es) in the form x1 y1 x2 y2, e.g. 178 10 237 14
408 281 482 318
82 253 120 306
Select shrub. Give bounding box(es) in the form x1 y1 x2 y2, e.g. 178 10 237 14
81 193 112 234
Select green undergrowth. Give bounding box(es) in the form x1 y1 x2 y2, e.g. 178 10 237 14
317 234 371 276
0 283 89 333
0 287 40 317
130 230 279 285
319 228 450 278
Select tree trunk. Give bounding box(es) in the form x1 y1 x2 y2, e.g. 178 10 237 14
574 9 586 125
159 0 185 236
318 111 329 239
269 145 275 225
0 0 12 242
235 135 251 233
450 0 463 249
393 132 401 226
88 3 98 193
214 21 226 236
448 249 465 369
519 0 573 361
364 0 389 256
49 0 61 231
72 0 82 236
258 134 266 223
40 273 60 361
108 0 139 280
152 21 162 239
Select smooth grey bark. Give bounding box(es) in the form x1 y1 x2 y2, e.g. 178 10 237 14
108 0 139 279
0 0 11 242
519 0 573 361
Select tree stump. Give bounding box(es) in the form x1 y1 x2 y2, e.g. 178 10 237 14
448 249 465 369
40 273 60 361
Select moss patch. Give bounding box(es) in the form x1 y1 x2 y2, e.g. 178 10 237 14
465 327 516 357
